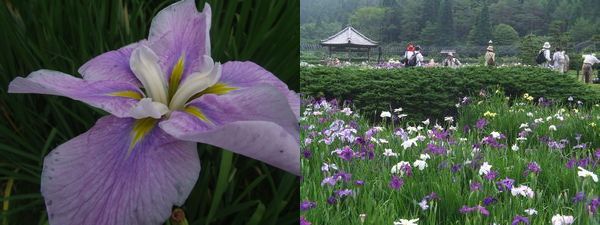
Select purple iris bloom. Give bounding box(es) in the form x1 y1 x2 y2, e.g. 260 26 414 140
335 189 353 198
572 192 585 204
497 177 514 192
338 146 354 161
355 180 365 186
7 1 300 224
426 143 447 155
303 149 312 159
475 118 488 130
424 192 440 201
334 172 352 182
594 149 600 159
389 176 404 190
326 195 337 205
483 196 497 206
459 205 489 216
588 197 599 215
300 201 317 211
511 215 530 225
524 162 541 176
566 159 577 169
484 170 499 181
470 182 482 192
300 216 312 225
451 163 462 173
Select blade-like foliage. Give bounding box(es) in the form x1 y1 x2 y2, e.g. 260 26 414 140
0 0 299 224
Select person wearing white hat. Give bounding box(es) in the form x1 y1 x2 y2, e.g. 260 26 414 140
582 53 600 83
485 46 495 67
537 42 552 68
442 52 461 68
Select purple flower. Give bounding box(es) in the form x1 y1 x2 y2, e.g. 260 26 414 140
572 192 585 204
300 216 312 225
355 180 365 186
389 176 404 190
470 182 482 192
483 196 497 206
335 189 353 198
496 177 515 191
459 205 489 216
7 1 300 224
588 197 599 215
338 146 354 161
524 162 541 176
300 201 317 211
334 172 352 182
594 149 600 159
451 163 462 173
424 192 440 201
484 170 499 181
475 118 488 130
302 149 312 159
425 143 447 155
326 196 337 205
566 159 577 169
578 157 591 168
321 176 340 186
511 215 530 225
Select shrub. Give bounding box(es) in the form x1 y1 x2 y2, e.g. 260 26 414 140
301 66 600 120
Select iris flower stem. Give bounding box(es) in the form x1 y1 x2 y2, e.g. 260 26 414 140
2 172 16 225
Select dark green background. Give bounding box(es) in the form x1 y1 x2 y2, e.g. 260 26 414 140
0 0 299 224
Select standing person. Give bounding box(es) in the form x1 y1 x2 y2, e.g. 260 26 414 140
485 46 495 67
536 42 552 68
403 42 415 66
582 53 600 83
442 52 461 68
552 47 566 73
413 45 424 67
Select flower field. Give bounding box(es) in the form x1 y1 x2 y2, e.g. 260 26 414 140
300 91 600 225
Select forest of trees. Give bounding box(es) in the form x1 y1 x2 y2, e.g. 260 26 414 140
301 0 600 48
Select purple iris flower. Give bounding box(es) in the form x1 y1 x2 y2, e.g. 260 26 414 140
355 180 365 186
7 1 300 224
511 215 530 225
426 143 447 155
303 149 312 159
389 176 404 190
572 192 585 204
475 118 488 130
338 146 354 161
326 195 337 205
566 159 577 169
459 205 489 216
483 196 497 206
300 201 317 211
300 216 312 225
451 163 462 173
497 177 514 192
524 163 539 175
334 172 352 182
470 182 482 192
588 197 599 215
335 189 354 198
484 170 499 181
594 149 600 159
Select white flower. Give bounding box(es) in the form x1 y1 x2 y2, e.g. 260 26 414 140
534 118 544 123
383 149 398 157
419 153 431 161
524 128 532 132
519 123 529 128
393 218 419 225
549 125 557 131
401 137 419 149
577 166 598 182
511 185 535 198
511 144 519 151
546 116 553 121
418 199 429 210
380 111 392 118
444 116 454 123
551 214 574 225
433 124 443 130
379 138 389 144
341 107 353 116
524 208 537 215
321 163 338 172
422 119 430 125
397 114 408 119
526 112 534 117
391 161 410 174
406 126 418 133
459 138 468 142
479 162 492 175
413 160 428 170
359 214 366 223
313 111 323 116
516 137 527 141
448 125 457 131
394 107 403 112
490 131 501 139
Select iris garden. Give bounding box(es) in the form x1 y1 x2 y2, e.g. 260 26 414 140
300 90 599 225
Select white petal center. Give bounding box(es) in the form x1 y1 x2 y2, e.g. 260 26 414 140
130 98 169 119
169 56 221 109
130 45 168 104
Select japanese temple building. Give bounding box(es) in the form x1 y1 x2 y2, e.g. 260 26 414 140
321 25 378 61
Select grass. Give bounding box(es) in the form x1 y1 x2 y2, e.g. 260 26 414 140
0 0 299 224
300 91 600 224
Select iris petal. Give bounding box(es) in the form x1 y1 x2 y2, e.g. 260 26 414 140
130 45 169 104
169 58 221 110
41 116 200 225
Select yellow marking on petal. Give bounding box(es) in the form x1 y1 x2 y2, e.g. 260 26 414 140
168 55 186 99
190 83 237 100
128 118 157 156
109 90 143 99
184 106 210 123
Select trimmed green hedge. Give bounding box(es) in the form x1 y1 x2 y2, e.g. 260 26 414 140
301 66 600 120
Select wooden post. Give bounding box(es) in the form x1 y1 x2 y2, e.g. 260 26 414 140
367 48 370 62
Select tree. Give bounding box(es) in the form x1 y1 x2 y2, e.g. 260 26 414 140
519 34 545 65
437 0 455 46
569 18 597 43
420 22 439 45
492 24 519 45
349 7 387 41
468 2 493 45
